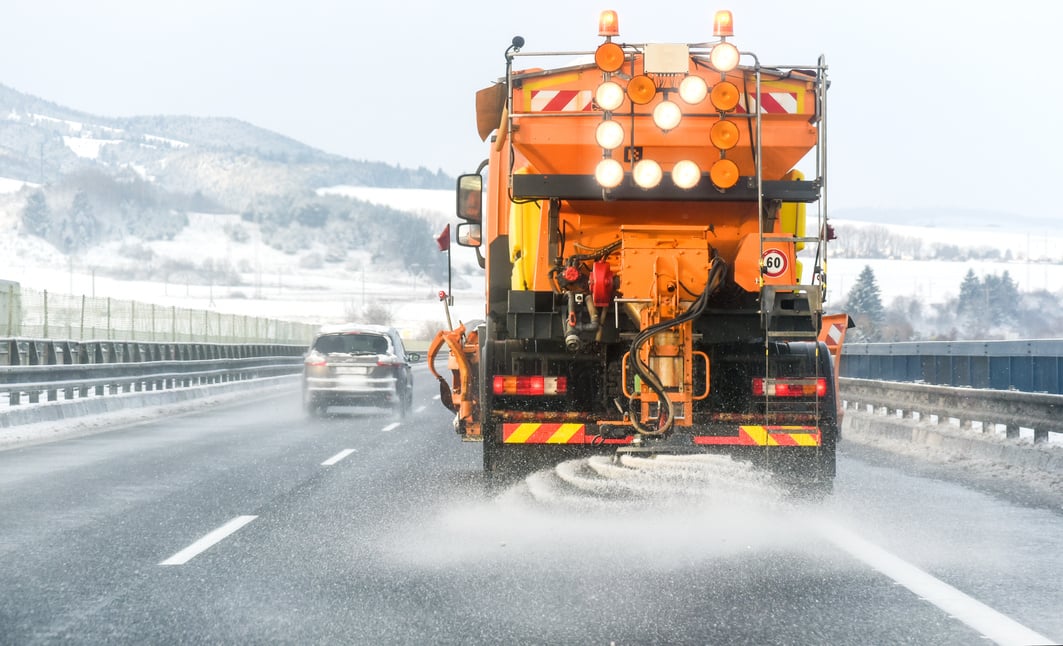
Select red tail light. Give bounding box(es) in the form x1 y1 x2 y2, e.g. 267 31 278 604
752 377 827 397
493 375 568 396
304 353 327 367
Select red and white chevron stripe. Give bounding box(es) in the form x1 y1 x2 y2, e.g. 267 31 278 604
530 90 594 112
740 91 799 114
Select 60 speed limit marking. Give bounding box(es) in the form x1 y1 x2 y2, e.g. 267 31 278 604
762 249 788 278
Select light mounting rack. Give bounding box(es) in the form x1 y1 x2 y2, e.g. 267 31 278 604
511 173 820 203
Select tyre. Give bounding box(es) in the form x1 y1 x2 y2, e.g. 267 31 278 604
303 391 324 418
394 382 412 418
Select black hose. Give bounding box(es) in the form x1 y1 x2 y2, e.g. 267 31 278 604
627 257 726 435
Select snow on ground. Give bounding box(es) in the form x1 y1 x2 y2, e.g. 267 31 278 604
829 257 1063 307
0 177 37 194
2 186 1063 337
0 188 485 337
316 186 454 225
828 217 1063 305
62 135 122 159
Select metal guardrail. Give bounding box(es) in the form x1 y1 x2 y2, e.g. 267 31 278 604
1 338 305 406
840 377 1062 444
842 340 1063 394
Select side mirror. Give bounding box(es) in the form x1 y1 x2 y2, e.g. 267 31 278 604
456 222 482 248
407 352 421 362
456 174 483 222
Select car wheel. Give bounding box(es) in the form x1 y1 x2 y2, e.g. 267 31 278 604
304 391 323 418
394 383 411 418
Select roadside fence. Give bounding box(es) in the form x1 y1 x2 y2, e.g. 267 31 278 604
0 281 317 345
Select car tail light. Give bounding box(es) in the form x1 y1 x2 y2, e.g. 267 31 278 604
376 355 404 367
493 375 568 396
304 352 327 367
752 377 827 397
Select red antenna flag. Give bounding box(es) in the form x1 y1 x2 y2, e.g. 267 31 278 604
435 224 450 252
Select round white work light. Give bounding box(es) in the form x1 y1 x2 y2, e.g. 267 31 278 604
671 160 701 189
633 160 663 189
653 100 682 131
595 120 625 150
710 42 740 73
595 81 625 111
595 159 625 188
679 75 708 105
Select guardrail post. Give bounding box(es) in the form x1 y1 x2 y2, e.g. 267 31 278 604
45 341 58 402
1005 424 1019 439
7 339 20 405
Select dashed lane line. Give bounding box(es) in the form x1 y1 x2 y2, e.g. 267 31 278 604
382 422 400 432
159 515 257 566
321 449 356 466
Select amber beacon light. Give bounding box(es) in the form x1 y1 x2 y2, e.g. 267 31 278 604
713 10 734 37
598 10 619 37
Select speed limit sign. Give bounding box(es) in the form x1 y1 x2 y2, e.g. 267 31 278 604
762 249 788 278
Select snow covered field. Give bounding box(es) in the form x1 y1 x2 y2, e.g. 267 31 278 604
2 183 1062 337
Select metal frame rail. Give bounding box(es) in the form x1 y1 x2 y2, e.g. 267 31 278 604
840 377 1063 444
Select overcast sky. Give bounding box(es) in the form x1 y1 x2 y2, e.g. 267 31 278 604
2 1 1060 218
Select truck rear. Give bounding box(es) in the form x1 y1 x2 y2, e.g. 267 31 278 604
429 9 851 493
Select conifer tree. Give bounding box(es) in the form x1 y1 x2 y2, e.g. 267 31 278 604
21 190 50 238
956 269 985 338
846 265 884 340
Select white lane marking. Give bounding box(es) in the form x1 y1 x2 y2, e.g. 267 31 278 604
160 515 257 566
432 394 440 401
321 448 356 466
415 405 426 414
382 422 400 432
817 521 1054 646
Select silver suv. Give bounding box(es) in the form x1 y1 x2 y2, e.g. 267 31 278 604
302 324 418 417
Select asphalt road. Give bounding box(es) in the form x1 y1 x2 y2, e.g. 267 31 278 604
1 365 1060 645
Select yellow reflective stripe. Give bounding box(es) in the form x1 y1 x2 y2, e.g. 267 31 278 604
792 433 819 447
546 424 583 444
742 425 768 445
506 423 540 444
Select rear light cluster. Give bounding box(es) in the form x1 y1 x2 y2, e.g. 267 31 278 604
493 375 568 396
752 377 827 397
304 353 327 367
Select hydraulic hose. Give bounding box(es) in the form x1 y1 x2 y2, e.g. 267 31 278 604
627 256 726 435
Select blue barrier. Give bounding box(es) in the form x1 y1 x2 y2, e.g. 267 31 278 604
841 340 1063 394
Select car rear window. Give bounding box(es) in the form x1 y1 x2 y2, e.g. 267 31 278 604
314 333 389 354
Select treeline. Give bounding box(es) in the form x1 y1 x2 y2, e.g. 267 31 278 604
832 224 1017 262
19 168 199 253
18 174 449 284
240 193 448 278
836 265 1063 341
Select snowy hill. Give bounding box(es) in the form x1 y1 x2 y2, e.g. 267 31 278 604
2 84 1061 342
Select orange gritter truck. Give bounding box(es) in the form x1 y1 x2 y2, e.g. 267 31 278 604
428 9 852 493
